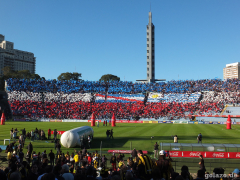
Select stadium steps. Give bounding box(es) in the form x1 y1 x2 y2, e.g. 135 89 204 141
222 106 240 116
220 105 228 115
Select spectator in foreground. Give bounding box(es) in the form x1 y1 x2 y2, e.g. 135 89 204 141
195 169 205 180
27 164 38 180
61 164 74 180
137 150 153 179
156 150 173 180
232 168 240 180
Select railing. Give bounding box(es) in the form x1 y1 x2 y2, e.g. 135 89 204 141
161 143 240 152
171 159 240 173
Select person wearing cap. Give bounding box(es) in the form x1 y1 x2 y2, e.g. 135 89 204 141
110 153 117 171
156 150 173 180
232 168 240 180
137 150 153 179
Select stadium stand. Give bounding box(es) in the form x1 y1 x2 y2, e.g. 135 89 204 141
5 78 240 120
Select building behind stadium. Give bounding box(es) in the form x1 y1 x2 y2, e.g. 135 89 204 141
223 62 240 80
0 34 36 76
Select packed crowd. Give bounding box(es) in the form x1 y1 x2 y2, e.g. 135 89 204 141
201 92 240 104
6 78 240 94
9 100 224 119
8 91 93 103
6 78 239 120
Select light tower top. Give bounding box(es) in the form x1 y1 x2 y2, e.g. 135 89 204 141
149 11 152 25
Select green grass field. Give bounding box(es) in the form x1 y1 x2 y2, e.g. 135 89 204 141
1 122 240 173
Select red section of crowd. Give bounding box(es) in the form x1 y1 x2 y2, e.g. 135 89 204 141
10 100 224 120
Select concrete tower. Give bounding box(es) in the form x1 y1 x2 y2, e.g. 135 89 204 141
146 11 155 82
137 11 165 83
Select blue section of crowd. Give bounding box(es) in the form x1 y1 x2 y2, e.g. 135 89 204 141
6 78 240 94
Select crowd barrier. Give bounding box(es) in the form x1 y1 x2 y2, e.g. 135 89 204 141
108 150 148 154
169 151 240 159
187 121 237 124
195 115 240 117
13 118 238 124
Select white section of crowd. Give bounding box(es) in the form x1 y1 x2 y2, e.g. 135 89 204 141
8 91 93 103
8 90 240 104
201 91 240 103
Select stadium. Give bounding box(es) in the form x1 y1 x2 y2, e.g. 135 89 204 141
1 1 240 180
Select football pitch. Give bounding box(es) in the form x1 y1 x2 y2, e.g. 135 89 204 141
1 122 240 172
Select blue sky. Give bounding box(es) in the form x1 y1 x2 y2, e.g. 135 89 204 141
1 0 240 82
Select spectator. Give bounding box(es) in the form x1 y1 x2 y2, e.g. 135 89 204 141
53 165 64 180
41 172 56 180
56 141 61 154
61 164 74 180
131 148 137 158
154 142 159 159
232 169 240 180
195 169 205 180
74 152 79 167
48 150 55 166
110 153 117 171
10 128 13 139
181 165 193 180
102 155 107 169
37 165 55 180
31 130 35 141
137 150 153 179
9 172 21 180
48 129 51 140
27 164 38 180
156 150 173 180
